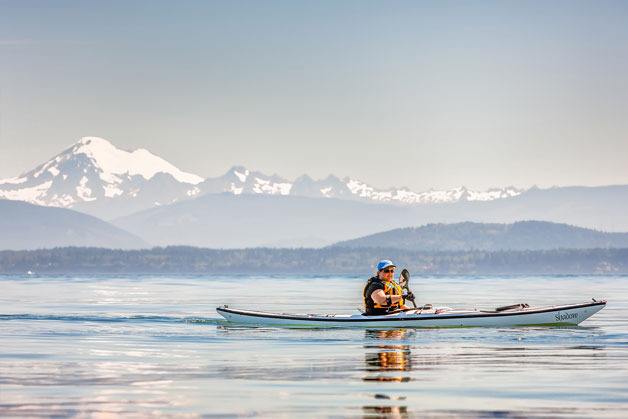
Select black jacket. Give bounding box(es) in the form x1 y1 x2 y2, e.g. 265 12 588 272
363 276 389 315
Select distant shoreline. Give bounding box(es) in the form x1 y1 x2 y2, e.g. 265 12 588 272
1 246 628 275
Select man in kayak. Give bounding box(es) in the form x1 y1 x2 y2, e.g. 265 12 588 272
363 260 414 315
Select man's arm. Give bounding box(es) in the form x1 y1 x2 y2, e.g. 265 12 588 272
371 289 403 305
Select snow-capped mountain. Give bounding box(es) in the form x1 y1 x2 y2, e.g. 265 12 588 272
0 137 203 219
199 166 292 196
0 136 525 219
200 168 524 205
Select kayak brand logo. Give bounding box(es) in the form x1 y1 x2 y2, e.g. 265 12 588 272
555 312 578 321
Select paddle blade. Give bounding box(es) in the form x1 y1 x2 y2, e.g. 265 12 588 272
400 269 416 308
399 268 410 289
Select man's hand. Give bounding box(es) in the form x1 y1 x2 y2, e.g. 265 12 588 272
404 291 415 301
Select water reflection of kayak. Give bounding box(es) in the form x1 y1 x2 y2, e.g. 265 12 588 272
364 329 413 383
216 299 606 328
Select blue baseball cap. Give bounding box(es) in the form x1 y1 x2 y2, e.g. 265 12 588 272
376 259 396 271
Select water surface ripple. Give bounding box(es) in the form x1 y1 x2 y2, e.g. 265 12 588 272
1 275 627 417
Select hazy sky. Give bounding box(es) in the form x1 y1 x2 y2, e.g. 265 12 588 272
1 0 627 191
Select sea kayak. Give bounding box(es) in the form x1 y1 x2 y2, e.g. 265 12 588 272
216 299 606 328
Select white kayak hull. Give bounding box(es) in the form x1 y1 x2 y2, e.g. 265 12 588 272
216 300 606 328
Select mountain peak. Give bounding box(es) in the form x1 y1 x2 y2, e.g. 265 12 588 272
226 166 250 183
294 174 314 183
0 136 205 217
227 165 248 173
1 137 532 219
75 136 114 148
68 136 203 185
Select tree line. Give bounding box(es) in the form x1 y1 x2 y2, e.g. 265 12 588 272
1 246 628 274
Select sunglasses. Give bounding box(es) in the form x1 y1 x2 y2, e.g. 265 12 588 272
382 268 395 273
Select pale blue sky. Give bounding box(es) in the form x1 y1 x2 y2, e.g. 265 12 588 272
1 0 627 190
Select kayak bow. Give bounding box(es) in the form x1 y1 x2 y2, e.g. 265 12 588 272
216 299 606 328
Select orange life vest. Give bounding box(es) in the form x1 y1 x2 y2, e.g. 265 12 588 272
363 277 405 314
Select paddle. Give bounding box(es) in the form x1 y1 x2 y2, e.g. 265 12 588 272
399 268 417 308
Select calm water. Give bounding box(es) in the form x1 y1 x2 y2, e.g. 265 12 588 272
1 274 627 417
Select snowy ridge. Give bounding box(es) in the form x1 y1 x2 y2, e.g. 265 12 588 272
203 168 524 204
0 137 203 215
0 136 526 219
73 137 203 185
200 166 294 197
328 180 523 205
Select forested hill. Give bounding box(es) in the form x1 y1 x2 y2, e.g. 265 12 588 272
332 221 628 251
1 246 628 275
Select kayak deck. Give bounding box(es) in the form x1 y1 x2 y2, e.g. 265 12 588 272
216 300 606 328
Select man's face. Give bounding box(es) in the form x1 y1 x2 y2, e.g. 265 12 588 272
378 267 395 281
